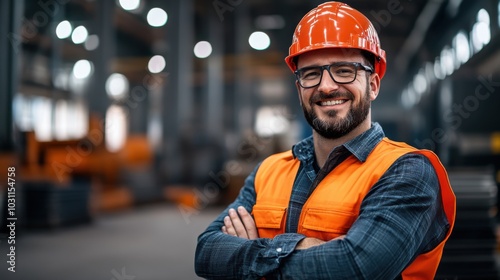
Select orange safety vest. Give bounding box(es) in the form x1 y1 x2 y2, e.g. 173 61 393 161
253 137 456 279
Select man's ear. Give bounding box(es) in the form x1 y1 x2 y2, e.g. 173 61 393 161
369 73 381 101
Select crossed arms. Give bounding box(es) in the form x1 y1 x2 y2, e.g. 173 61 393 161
222 206 327 249
195 155 448 279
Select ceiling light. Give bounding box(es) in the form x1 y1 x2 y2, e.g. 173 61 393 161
147 7 168 27
119 0 141 11
71 25 88 44
452 31 470 67
72 60 93 79
105 73 129 100
249 31 270 50
148 55 166 73
84 34 99 51
56 20 72 39
193 41 212 58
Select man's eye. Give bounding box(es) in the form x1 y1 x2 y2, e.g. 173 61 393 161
302 70 321 80
334 67 355 76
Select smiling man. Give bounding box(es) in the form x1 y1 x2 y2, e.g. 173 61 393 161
195 2 456 279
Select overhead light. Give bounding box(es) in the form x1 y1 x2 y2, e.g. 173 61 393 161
193 41 212 58
55 20 72 39
105 73 129 100
401 7 493 109
72 60 93 79
471 9 490 53
433 57 445 80
248 31 270 50
452 31 470 68
71 25 88 44
147 7 168 27
84 34 99 51
424 62 436 87
119 0 141 11
148 55 166 73
401 88 412 109
413 72 427 96
439 46 454 77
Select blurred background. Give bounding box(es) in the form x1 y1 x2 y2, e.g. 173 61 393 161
0 0 499 279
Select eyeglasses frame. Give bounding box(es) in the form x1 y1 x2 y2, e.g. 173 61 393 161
294 62 374 89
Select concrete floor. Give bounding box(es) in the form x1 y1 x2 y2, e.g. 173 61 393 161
0 203 221 280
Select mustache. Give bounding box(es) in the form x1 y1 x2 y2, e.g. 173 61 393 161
310 91 355 104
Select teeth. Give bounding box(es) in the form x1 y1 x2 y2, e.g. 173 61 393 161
321 100 345 106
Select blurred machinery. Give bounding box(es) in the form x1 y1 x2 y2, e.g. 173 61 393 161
1 114 157 230
437 169 499 279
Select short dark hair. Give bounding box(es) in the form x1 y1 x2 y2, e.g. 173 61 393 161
360 51 375 71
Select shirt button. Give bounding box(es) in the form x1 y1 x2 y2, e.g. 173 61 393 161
276 248 282 253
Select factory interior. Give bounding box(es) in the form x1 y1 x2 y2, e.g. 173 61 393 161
0 0 500 279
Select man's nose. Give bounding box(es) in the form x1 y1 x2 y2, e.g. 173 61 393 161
317 69 340 93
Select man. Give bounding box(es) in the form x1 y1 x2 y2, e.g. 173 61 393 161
195 2 456 279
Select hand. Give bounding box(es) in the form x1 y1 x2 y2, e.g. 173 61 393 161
295 235 344 250
295 237 326 250
221 206 259 240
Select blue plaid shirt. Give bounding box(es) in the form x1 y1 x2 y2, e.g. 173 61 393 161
195 123 450 279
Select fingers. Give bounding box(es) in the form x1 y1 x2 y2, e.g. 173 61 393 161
228 208 249 239
223 216 237 236
237 206 259 239
220 207 259 240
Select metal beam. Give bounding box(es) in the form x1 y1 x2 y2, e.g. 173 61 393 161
88 0 114 118
0 0 22 151
394 0 445 73
160 0 194 183
206 14 224 139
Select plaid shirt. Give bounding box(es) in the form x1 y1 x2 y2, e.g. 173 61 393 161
195 123 450 279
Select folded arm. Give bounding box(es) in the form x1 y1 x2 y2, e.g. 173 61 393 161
277 154 448 279
195 165 306 279
196 155 449 279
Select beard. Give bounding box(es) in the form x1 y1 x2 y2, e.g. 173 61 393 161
302 83 371 139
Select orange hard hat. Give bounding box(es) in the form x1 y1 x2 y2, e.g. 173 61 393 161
285 1 387 79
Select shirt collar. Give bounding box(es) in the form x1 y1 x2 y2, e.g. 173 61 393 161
292 122 385 163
